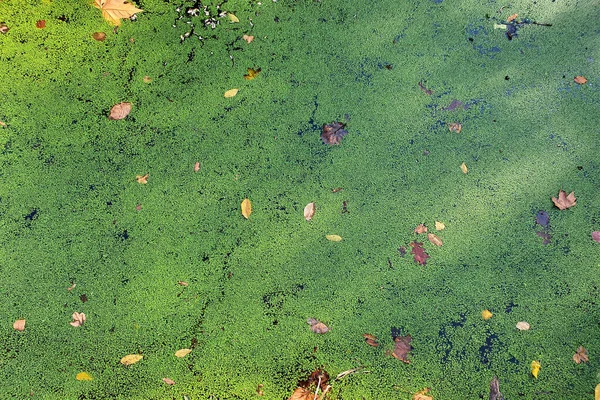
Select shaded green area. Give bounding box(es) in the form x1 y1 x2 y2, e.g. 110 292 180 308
0 0 599 398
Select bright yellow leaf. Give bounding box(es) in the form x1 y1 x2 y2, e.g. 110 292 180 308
435 221 445 231
94 0 143 26
241 198 252 219
460 162 468 174
531 360 541 378
326 234 343 242
595 383 600 400
120 354 143 366
76 371 93 381
224 88 239 98
174 348 192 358
481 309 493 320
228 13 239 23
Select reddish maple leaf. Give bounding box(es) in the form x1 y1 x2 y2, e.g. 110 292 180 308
409 241 429 265
391 335 412 363
551 189 576 210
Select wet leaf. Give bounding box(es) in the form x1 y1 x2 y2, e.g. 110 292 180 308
530 360 541 378
304 202 315 221
108 102 132 120
13 319 26 331
392 335 412 363
535 210 550 227
592 231 600 244
36 20 46 29
516 321 530 331
325 234 342 242
244 67 261 80
414 224 427 234
574 75 587 84
573 346 589 364
435 221 445 231
241 198 252 219
427 233 443 246
224 88 239 98
94 0 143 26
409 241 429 265
551 189 576 210
321 121 348 145
92 31 106 41
460 162 468 174
162 377 176 385
482 309 493 320
76 372 93 381
174 348 192 358
120 354 143 366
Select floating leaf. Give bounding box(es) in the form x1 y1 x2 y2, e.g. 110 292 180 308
460 162 468 174
224 88 239 98
13 319 26 331
162 377 176 385
69 312 86 327
427 233 443 246
574 75 587 84
241 198 252 219
120 354 143 366
573 346 589 364
413 387 433 400
303 202 315 221
392 335 412 363
531 360 541 378
596 383 600 400
76 372 93 381
228 13 239 23
108 102 132 120
592 231 600 244
244 67 261 80
516 321 530 331
321 121 348 145
136 174 148 184
448 122 462 133
92 31 106 41
325 234 342 242
409 241 429 265
489 376 503 400
551 189 576 210
414 224 427 234
174 348 192 358
435 221 445 230
242 34 254 43
506 13 518 22
482 309 493 320
362 333 379 347
94 0 143 26
193 162 200 172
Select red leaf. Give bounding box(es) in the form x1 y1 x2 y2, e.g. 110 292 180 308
392 335 412 363
409 241 429 265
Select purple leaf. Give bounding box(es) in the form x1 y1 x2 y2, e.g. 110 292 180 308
592 231 600 244
535 210 550 228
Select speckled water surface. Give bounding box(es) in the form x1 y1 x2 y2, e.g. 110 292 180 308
1 0 599 398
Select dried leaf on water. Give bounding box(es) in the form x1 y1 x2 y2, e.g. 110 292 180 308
76 372 93 381
362 333 379 346
595 383 600 400
241 198 252 219
414 224 427 234
69 312 86 327
573 346 589 364
13 319 25 331
136 174 148 184
325 234 342 242
489 376 503 400
392 335 412 363
552 189 576 210
304 202 315 221
108 102 132 120
516 321 530 331
409 241 429 265
92 31 107 41
574 76 588 84
94 0 143 26
460 162 468 174
228 13 239 23
193 162 200 172
244 67 261 80
427 233 443 246
530 360 541 378
224 88 239 98
435 221 445 231
243 34 254 43
448 122 462 133
307 318 329 334
120 354 143 366
482 309 493 320
174 348 192 358
413 387 433 400
162 377 176 385
593 231 600 244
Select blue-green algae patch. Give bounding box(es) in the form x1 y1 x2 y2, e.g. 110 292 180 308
0 0 599 398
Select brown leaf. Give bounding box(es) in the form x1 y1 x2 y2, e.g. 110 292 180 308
413 387 433 400
304 202 315 221
94 0 143 26
243 34 254 43
489 376 503 400
427 233 443 246
288 387 314 400
321 121 348 145
13 319 26 332
69 312 86 327
551 189 576 210
244 67 261 80
92 31 107 41
162 377 176 385
573 346 589 364
36 20 46 29
108 102 132 120
120 354 143 365
574 75 588 84
241 198 252 219
362 333 379 346
392 334 412 363
448 122 462 133
414 224 427 234
136 174 148 184
193 162 200 172
506 13 518 22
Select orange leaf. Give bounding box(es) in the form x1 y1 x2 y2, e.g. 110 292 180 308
241 198 252 219
120 354 143 366
94 0 143 26
506 13 518 22
108 102 132 120
574 75 587 84
76 372 93 381
427 233 443 246
448 122 462 133
551 189 576 210
13 319 26 331
482 309 493 320
595 383 600 400
303 202 315 221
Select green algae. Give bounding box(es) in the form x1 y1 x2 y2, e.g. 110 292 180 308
1 0 599 398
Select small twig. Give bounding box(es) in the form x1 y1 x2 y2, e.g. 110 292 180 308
313 375 322 400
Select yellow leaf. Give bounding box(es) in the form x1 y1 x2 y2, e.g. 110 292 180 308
228 13 239 23
326 234 342 242
94 0 143 26
435 221 445 231
595 383 600 400
427 233 443 246
531 360 541 378
174 348 192 358
241 198 252 219
481 309 493 320
224 88 239 98
244 67 261 80
460 162 468 174
120 354 143 366
76 371 93 381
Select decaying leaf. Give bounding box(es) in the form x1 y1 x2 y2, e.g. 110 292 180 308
321 121 349 145
94 0 143 26
551 189 576 210
489 376 503 400
409 241 429 265
435 221 445 231
307 318 329 334
574 75 587 84
573 346 589 364
304 202 315 221
174 348 192 358
224 88 239 98
427 233 443 246
76 371 93 381
460 162 468 174
293 369 330 400
13 319 26 331
120 354 143 366
69 312 86 327
288 387 314 400
325 234 342 242
243 34 254 43
414 224 427 234
241 198 252 219
516 321 530 331
92 31 107 41
362 333 379 346
244 67 261 80
136 174 148 184
592 231 600 244
482 309 493 320
448 122 462 133
108 102 132 120
392 335 412 363
530 360 541 378
413 387 433 400
162 377 176 385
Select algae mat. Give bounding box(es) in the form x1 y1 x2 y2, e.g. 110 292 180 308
1 0 599 398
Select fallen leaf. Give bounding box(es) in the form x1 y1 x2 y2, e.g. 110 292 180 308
174 348 192 358
136 174 148 184
448 122 462 133
551 189 576 210
304 202 315 221
0 120 6 127
13 319 26 331
120 354 143 366
162 377 176 385
307 318 329 333
36 20 46 29
142 75 152 83
177 280 188 287
596 383 600 400
531 360 541 378
69 312 86 327
516 321 530 330
592 231 600 244
414 224 427 234
67 283 77 291
489 376 503 400
574 75 587 84
94 0 143 26
244 67 261 80
362 333 379 346
392 335 412 363
506 13 518 22
409 241 429 265
288 387 314 400
413 387 433 400
224 88 239 98
325 234 342 242
460 162 468 174
228 13 239 23
427 233 443 246
108 102 132 120
193 162 200 172
241 198 252 219
573 346 589 364
76 372 93 381
92 31 107 41
482 309 493 320
321 121 348 145
435 221 445 231
243 34 254 43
